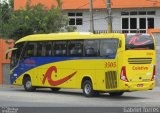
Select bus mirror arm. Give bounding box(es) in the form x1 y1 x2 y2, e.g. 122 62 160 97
5 52 9 59
5 48 18 59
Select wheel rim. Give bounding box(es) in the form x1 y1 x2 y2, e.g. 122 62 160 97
84 84 91 94
26 81 32 89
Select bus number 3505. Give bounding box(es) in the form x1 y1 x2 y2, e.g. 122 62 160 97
105 62 116 68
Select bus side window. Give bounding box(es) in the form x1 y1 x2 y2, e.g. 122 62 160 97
84 40 99 57
45 42 53 56
23 42 36 58
54 41 67 57
100 39 118 57
36 42 45 57
69 40 83 56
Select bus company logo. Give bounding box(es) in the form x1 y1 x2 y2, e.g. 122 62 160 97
42 66 77 86
132 66 148 70
129 35 151 46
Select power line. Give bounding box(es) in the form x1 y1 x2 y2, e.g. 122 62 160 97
82 17 107 23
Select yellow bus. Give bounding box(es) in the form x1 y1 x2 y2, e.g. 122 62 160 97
7 32 156 97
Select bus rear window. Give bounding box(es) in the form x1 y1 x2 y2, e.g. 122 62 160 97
125 34 154 50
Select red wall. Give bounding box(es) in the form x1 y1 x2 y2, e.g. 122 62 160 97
0 39 14 84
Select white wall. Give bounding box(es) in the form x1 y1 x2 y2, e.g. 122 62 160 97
76 9 108 32
93 10 107 31
64 9 108 32
112 9 121 31
155 8 160 29
64 8 160 32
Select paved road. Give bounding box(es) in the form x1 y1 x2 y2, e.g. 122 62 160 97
0 85 160 108
0 85 160 107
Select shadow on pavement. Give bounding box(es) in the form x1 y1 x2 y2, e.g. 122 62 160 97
12 88 148 100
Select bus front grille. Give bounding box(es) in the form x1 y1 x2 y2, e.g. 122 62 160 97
105 71 117 89
128 58 152 64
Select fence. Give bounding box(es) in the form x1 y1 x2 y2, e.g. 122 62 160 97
94 30 147 34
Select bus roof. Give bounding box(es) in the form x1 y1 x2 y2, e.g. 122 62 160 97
15 32 125 44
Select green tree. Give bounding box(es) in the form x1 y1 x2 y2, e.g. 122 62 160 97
0 0 76 40
9 0 14 9
0 0 13 37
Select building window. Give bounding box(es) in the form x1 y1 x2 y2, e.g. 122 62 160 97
122 18 129 29
76 18 83 25
121 11 155 33
121 12 129 15
148 18 154 29
130 18 137 29
147 11 156 15
69 18 76 25
130 11 137 15
68 12 83 26
138 11 146 15
121 11 155 16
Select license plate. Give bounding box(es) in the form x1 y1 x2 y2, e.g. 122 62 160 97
137 84 143 87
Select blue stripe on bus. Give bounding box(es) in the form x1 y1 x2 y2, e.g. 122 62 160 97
10 56 115 84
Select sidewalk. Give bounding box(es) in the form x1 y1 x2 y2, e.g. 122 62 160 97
0 84 23 88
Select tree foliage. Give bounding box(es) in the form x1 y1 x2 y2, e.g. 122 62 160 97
0 0 13 27
0 0 75 40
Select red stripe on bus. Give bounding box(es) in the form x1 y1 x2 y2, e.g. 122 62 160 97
42 66 77 86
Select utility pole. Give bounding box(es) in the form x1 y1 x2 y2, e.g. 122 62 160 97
90 0 94 33
106 0 112 33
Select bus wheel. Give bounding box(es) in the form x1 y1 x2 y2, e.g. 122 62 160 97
23 76 36 92
109 92 124 96
82 80 97 97
51 88 60 92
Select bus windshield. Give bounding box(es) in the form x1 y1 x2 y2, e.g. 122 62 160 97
125 34 154 50
10 42 24 69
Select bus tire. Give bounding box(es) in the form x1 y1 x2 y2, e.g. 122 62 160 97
82 80 98 97
23 76 36 92
109 92 124 96
51 88 60 92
